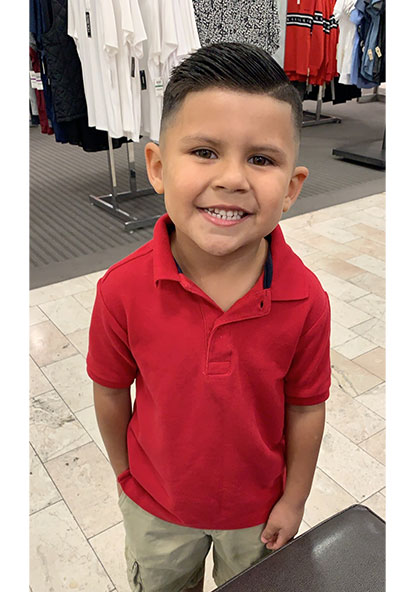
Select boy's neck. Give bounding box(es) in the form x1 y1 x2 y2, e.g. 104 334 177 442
170 228 269 292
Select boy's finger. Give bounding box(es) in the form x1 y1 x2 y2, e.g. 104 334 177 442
268 531 288 551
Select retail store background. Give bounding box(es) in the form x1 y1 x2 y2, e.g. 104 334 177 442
30 97 385 289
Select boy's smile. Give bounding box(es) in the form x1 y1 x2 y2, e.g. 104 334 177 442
145 88 308 265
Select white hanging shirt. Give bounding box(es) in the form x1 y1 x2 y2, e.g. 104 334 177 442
68 0 107 130
334 0 358 85
95 0 125 137
126 0 147 141
138 0 163 142
68 0 125 137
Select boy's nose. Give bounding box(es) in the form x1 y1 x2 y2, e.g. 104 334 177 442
214 159 251 193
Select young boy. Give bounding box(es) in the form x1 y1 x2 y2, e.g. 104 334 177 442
87 42 331 592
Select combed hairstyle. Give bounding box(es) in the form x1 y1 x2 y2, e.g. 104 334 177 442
160 42 303 142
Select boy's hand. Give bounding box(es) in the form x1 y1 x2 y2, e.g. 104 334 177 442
260 497 304 551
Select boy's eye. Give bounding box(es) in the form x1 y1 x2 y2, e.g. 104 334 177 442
193 149 217 159
249 155 274 166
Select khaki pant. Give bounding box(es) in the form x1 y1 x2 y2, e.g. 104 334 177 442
119 492 273 592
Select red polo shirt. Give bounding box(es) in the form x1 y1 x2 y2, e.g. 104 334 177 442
87 214 331 529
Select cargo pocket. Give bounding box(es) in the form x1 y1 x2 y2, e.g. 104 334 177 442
125 548 144 592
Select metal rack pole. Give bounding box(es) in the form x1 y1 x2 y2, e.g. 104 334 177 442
302 85 342 127
89 133 162 232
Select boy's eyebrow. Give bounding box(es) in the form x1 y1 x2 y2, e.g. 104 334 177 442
180 135 288 159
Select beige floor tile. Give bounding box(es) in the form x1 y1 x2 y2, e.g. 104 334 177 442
205 547 217 592
304 468 355 527
298 235 359 260
344 211 385 231
353 347 385 380
328 295 372 329
309 223 360 244
30 391 91 462
330 350 382 396
29 357 52 397
74 289 96 311
347 254 385 279
346 223 385 245
42 354 93 413
317 424 385 501
349 293 385 319
30 321 78 367
362 492 385 520
29 276 93 307
30 501 114 592
326 386 385 444
45 442 120 539
334 336 378 360
330 321 357 348
349 271 385 299
89 522 129 592
76 405 108 460
345 237 385 260
363 206 385 219
39 296 92 335
312 256 364 280
297 520 311 536
359 429 385 465
352 317 385 348
67 328 89 358
29 445 61 515
380 487 386 497
30 306 48 326
299 251 329 270
313 270 369 302
84 269 107 287
315 216 358 230
355 383 385 419
280 216 308 232
284 236 320 258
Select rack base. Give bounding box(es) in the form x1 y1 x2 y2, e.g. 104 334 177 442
332 140 385 169
302 111 342 127
89 188 161 232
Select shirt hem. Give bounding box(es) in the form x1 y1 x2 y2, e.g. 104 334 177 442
86 366 134 389
285 390 330 406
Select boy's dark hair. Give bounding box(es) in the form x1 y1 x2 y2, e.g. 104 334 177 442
160 42 302 141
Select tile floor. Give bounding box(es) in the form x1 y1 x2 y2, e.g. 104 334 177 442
29 192 386 592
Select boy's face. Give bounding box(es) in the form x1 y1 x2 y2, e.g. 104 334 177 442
146 88 308 258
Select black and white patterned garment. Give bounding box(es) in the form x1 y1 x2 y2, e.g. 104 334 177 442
192 0 280 55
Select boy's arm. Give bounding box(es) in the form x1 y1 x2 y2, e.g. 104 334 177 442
260 402 326 550
93 382 132 494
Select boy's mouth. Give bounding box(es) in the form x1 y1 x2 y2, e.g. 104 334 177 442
197 206 250 221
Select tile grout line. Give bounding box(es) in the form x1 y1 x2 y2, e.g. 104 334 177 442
30 454 119 591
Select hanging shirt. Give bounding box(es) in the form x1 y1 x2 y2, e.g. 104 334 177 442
349 0 377 88
125 0 148 142
138 0 163 142
333 0 357 85
360 0 384 84
68 0 125 138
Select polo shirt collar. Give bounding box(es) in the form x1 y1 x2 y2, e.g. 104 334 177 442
152 213 308 301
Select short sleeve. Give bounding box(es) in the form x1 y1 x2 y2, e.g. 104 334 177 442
284 291 331 406
87 279 138 388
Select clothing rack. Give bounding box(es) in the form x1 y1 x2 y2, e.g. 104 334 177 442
89 133 161 232
332 128 385 169
358 85 385 104
302 84 342 127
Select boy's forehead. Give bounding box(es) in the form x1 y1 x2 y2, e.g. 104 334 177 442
163 88 299 151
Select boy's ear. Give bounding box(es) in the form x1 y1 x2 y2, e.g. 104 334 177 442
282 166 309 213
145 142 164 194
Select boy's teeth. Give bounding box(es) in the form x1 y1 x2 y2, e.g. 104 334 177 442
203 207 245 220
